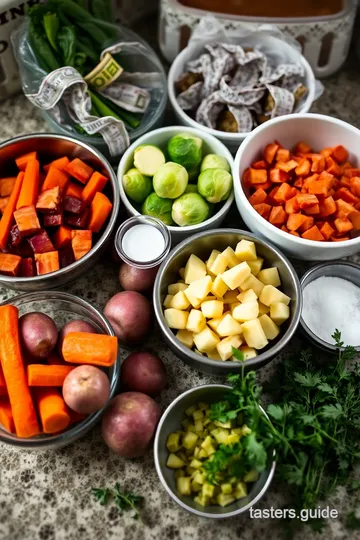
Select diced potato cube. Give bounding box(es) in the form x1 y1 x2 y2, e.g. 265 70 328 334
217 493 235 507
235 239 257 261
259 314 280 340
184 254 207 284
171 290 190 310
211 428 229 444
193 325 220 353
270 302 290 325
182 431 198 449
238 346 257 360
217 314 243 337
191 480 202 492
194 349 203 356
179 267 185 279
234 481 248 499
193 472 205 485
223 290 240 304
210 254 228 276
232 301 259 322
184 288 201 309
193 409 203 421
222 246 239 268
167 453 185 468
221 483 233 494
244 470 260 483
259 285 291 306
194 494 207 507
258 267 281 287
237 289 258 303
168 282 188 295
222 262 251 290
189 458 203 470
239 274 264 297
230 302 241 315
247 257 264 276
177 476 191 496
214 419 232 429
164 308 188 330
200 435 216 455
186 309 206 333
201 300 223 319
176 329 194 348
211 275 228 297
226 433 240 445
202 483 215 498
206 249 221 273
167 432 182 452
208 311 229 332
163 294 174 308
207 350 222 361
216 335 243 361
185 405 196 417
258 302 270 315
242 319 269 349
198 449 208 459
187 275 213 301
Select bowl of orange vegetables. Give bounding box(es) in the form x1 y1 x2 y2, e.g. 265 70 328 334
0 133 119 290
233 113 360 261
0 291 120 450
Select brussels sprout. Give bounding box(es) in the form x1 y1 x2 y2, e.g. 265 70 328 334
122 168 152 203
133 145 165 176
201 154 230 173
197 168 233 204
184 184 198 194
142 192 173 225
153 162 188 199
167 134 202 169
172 193 210 227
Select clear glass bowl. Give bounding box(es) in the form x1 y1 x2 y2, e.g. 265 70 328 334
0 291 120 450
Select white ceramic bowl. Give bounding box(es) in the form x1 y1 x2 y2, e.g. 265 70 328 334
117 126 234 244
233 113 360 261
168 33 316 155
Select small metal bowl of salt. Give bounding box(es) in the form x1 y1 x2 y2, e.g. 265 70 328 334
300 262 360 353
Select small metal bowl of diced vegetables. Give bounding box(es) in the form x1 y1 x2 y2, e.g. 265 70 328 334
154 383 276 518
153 229 302 375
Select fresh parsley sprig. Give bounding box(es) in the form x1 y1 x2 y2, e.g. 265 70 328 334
92 484 144 520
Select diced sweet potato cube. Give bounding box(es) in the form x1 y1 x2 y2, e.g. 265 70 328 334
334 187 358 204
71 230 92 261
304 204 320 215
0 197 9 214
336 199 354 218
331 236 350 242
14 205 41 236
344 168 360 178
269 206 286 226
320 222 335 240
0 253 21 276
320 147 333 158
269 169 288 183
281 225 288 232
349 211 360 230
254 181 271 191
350 177 360 197
334 217 353 234
301 225 325 241
253 203 271 220
267 187 279 204
332 145 348 163
0 177 16 197
308 177 330 198
294 178 303 189
35 251 60 275
289 231 299 237
298 216 314 233
303 174 319 191
311 155 325 173
297 193 319 209
264 143 279 164
285 196 300 214
249 189 267 206
276 160 298 173
294 141 312 154
287 213 307 231
339 176 352 189
53 226 72 249
273 183 293 204
248 168 267 184
276 148 290 162
36 186 62 213
252 160 268 170
319 196 336 217
326 157 341 176
295 159 311 176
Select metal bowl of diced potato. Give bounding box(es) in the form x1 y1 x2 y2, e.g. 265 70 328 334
154 384 276 518
153 229 302 375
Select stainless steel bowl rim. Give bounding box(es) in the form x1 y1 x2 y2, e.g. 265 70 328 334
153 228 303 370
0 133 119 285
0 290 121 448
154 383 277 519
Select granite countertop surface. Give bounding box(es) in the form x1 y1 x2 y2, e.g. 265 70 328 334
1 23 360 540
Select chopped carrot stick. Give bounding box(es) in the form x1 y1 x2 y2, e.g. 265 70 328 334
0 177 16 197
81 172 108 206
249 188 267 206
0 253 22 276
301 225 325 241
88 192 113 233
41 166 69 192
62 332 118 367
53 226 72 249
28 364 74 386
264 143 279 164
0 305 40 438
16 158 40 209
43 156 70 173
35 251 60 275
66 182 83 199
71 230 92 261
332 145 348 163
14 205 41 236
34 387 70 434
0 171 24 249
320 222 335 240
0 398 15 433
0 365 7 395
65 158 94 184
15 151 37 171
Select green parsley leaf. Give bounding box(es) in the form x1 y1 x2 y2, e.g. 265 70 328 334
294 371 322 388
231 347 244 362
321 403 343 420
92 488 110 506
243 432 267 471
267 404 284 421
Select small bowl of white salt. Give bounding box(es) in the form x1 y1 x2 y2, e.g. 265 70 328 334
300 262 360 353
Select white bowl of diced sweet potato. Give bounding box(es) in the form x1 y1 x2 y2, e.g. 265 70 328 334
0 134 119 290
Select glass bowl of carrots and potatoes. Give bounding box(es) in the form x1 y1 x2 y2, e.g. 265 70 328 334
0 291 120 450
0 133 119 291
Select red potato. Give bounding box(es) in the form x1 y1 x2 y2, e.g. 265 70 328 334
101 392 161 457
57 319 97 356
119 263 158 293
19 312 58 359
104 291 152 345
63 365 110 414
121 352 167 397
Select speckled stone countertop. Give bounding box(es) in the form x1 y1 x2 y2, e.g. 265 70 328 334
1 24 360 540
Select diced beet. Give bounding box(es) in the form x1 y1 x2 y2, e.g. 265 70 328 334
43 213 64 227
59 244 75 268
10 241 33 258
65 208 90 228
20 257 36 277
63 196 83 214
27 231 55 254
8 225 22 247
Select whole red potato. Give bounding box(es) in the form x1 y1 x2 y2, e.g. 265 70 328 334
63 365 110 414
19 312 58 359
121 352 167 397
119 263 158 293
57 319 97 356
101 392 161 458
103 291 152 345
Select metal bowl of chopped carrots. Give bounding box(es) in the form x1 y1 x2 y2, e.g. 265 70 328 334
0 133 119 290
233 113 360 261
0 291 120 449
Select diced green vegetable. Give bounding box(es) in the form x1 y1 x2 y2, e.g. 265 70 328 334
167 453 185 469
166 432 182 453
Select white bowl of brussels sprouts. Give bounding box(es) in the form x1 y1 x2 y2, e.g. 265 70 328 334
117 126 235 243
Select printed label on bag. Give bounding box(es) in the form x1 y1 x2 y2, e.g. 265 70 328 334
84 52 123 90
26 67 84 110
